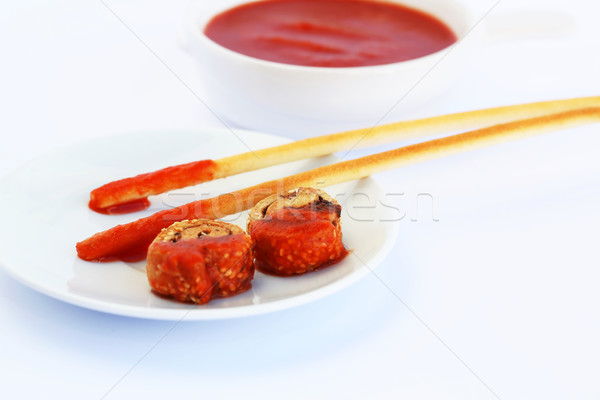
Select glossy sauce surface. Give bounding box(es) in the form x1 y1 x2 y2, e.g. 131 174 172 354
204 0 457 67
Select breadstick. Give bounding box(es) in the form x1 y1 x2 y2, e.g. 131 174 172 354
89 96 600 213
76 107 600 262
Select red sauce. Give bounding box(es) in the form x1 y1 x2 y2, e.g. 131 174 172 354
204 0 457 67
89 159 217 214
88 198 151 215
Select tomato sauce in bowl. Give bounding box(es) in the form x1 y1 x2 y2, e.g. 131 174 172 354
203 0 457 67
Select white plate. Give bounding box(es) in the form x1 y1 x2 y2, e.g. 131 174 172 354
0 129 399 320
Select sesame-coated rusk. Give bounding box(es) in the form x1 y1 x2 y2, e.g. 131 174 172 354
146 219 253 304
248 188 347 276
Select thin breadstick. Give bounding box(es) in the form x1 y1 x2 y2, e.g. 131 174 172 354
76 107 600 262
89 96 600 212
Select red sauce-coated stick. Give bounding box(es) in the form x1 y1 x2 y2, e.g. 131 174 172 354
89 160 218 214
77 108 600 262
76 206 208 262
87 97 600 215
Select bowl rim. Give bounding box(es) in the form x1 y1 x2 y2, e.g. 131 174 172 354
185 0 475 74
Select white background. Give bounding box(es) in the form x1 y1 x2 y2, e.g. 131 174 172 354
1 0 600 399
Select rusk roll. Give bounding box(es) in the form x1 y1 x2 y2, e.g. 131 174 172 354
146 219 253 304
247 187 348 276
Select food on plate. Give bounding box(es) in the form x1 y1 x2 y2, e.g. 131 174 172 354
89 160 218 214
248 187 347 275
77 193 235 262
87 96 600 214
204 0 457 67
146 219 254 304
76 107 600 262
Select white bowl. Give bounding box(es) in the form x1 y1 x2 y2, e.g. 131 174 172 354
184 0 475 136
